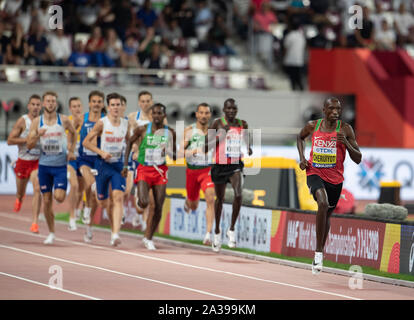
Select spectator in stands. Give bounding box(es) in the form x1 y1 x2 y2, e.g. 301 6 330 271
233 0 252 40
120 35 140 68
49 28 72 66
5 24 28 65
208 14 236 56
17 0 34 35
308 23 332 49
351 5 376 49
36 0 51 32
371 0 389 33
97 0 115 33
253 2 277 70
27 24 53 65
375 18 396 50
161 19 183 51
287 0 311 26
85 25 114 67
3 0 23 24
0 22 10 62
251 0 269 12
113 0 133 42
282 18 306 91
175 0 196 38
76 0 100 33
194 0 214 42
394 2 414 47
68 40 91 67
136 0 159 28
406 25 414 45
105 28 122 67
309 0 330 25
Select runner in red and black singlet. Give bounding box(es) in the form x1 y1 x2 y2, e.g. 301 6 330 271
205 98 252 252
297 97 362 275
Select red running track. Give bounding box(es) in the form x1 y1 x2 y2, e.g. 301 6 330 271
0 196 414 301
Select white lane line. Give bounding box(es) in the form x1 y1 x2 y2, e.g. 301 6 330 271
0 271 101 300
0 244 234 300
0 225 362 300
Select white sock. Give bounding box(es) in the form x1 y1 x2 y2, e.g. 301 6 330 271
314 252 323 263
84 207 91 217
75 209 82 219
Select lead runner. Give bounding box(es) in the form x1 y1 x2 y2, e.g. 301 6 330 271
297 97 362 274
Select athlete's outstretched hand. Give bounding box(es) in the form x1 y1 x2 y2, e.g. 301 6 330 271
67 151 76 161
38 128 47 137
299 158 308 170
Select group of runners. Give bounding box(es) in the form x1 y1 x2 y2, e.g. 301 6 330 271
7 90 361 274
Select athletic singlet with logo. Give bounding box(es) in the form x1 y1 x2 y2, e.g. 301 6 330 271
307 119 346 184
138 122 169 166
18 115 41 161
99 116 128 164
67 114 82 157
186 123 211 169
78 112 105 160
215 117 243 165
38 114 67 167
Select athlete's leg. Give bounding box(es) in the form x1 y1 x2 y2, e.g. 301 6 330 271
42 191 55 233
137 180 150 209
67 165 79 221
15 177 30 203
228 171 243 231
145 184 166 240
213 183 226 235
314 188 330 253
204 187 215 234
111 189 124 235
80 165 96 224
29 169 41 226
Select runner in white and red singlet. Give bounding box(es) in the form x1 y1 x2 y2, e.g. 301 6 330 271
297 97 362 275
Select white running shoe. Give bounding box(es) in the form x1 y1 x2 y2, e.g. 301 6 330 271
212 233 221 252
227 229 236 248
110 233 121 247
68 218 77 231
84 226 93 243
203 232 211 245
143 237 156 250
312 252 323 275
82 207 91 225
44 233 55 245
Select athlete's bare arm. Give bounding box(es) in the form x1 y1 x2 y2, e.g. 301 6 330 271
62 115 77 160
297 120 317 170
123 124 146 173
83 120 109 159
167 126 177 161
204 118 220 154
7 117 26 146
26 117 44 150
337 123 362 164
241 120 253 156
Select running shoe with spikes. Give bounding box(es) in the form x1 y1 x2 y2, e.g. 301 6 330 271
84 226 93 243
212 233 221 252
13 198 22 213
43 233 55 245
110 233 121 247
143 237 156 250
312 252 323 275
30 223 39 233
226 229 236 248
203 232 211 245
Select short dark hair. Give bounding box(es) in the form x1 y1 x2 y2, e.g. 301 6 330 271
28 94 41 102
138 90 152 99
69 97 81 106
324 97 341 107
120 95 127 104
224 98 236 107
106 92 122 105
151 103 166 113
88 90 105 102
197 102 210 111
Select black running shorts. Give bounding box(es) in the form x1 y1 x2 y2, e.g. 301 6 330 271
307 174 343 213
210 162 244 185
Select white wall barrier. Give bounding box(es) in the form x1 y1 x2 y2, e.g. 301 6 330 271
170 198 272 252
